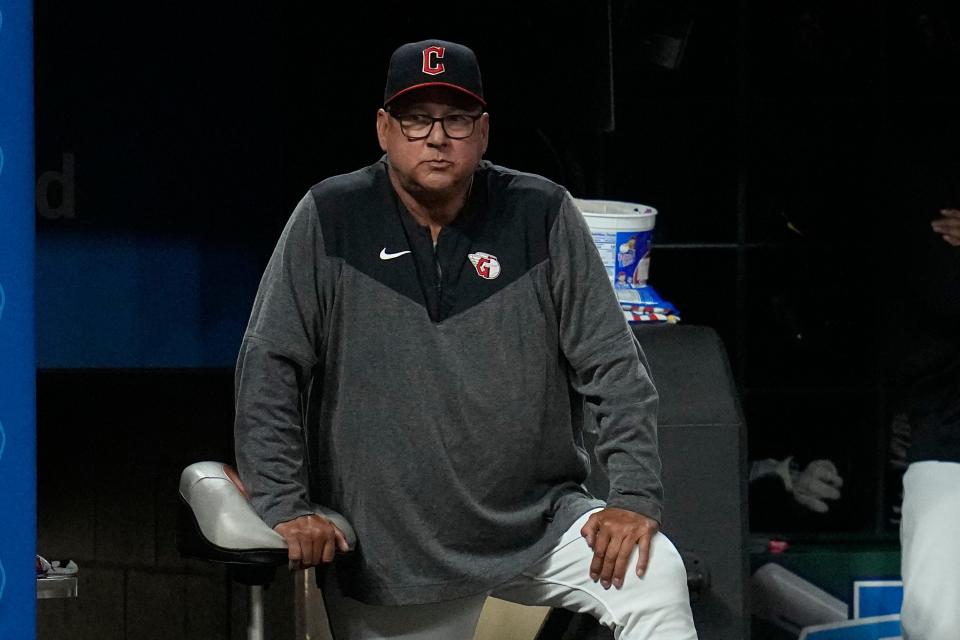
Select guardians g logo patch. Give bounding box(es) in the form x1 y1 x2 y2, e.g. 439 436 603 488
468 252 501 280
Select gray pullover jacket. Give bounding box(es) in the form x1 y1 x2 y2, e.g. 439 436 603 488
234 158 662 605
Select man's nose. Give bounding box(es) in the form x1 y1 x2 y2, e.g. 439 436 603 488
425 119 449 146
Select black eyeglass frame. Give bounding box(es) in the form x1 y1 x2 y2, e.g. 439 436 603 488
387 111 484 140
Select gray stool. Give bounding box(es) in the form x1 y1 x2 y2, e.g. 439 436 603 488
177 461 355 640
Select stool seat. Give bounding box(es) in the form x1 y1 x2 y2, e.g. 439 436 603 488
177 461 356 586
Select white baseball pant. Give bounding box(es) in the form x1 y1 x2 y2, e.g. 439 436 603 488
900 461 960 640
321 508 698 639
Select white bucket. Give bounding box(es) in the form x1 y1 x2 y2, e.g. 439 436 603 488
574 198 657 291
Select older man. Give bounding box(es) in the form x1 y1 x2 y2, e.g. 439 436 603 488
234 39 697 639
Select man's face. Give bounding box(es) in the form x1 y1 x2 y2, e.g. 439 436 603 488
376 87 489 201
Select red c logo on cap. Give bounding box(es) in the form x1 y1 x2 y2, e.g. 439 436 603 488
422 46 445 75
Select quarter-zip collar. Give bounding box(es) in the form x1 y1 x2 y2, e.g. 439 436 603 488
390 161 488 323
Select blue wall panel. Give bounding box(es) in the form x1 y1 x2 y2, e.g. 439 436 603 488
0 0 36 636
35 230 262 368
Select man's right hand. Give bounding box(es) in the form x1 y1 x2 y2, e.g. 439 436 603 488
274 514 350 571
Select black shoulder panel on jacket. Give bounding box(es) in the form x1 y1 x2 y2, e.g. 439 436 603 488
309 162 426 307
438 163 565 318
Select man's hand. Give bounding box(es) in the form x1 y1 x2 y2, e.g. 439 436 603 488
580 507 659 590
932 208 960 247
274 514 350 571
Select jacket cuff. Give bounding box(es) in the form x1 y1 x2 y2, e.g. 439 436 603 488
604 494 662 525
258 500 316 530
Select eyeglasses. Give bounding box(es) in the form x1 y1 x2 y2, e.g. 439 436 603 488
388 111 483 140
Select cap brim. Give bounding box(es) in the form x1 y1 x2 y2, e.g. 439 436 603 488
384 82 486 107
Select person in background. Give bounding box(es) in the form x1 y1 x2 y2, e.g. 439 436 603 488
882 120 960 636
895 203 960 640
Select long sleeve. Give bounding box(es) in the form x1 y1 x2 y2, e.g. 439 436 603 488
548 193 664 523
234 192 335 528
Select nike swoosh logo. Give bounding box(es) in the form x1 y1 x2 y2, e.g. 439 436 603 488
379 248 411 260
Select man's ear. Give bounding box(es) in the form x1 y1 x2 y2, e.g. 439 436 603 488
376 109 390 153
479 112 490 156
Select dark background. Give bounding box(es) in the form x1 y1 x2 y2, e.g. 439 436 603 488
33 1 960 637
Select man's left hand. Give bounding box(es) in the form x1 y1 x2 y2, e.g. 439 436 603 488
932 208 960 247
580 507 659 590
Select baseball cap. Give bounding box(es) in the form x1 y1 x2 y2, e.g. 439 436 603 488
383 39 485 107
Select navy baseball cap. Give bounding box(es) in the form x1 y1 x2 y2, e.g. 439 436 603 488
383 39 486 107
